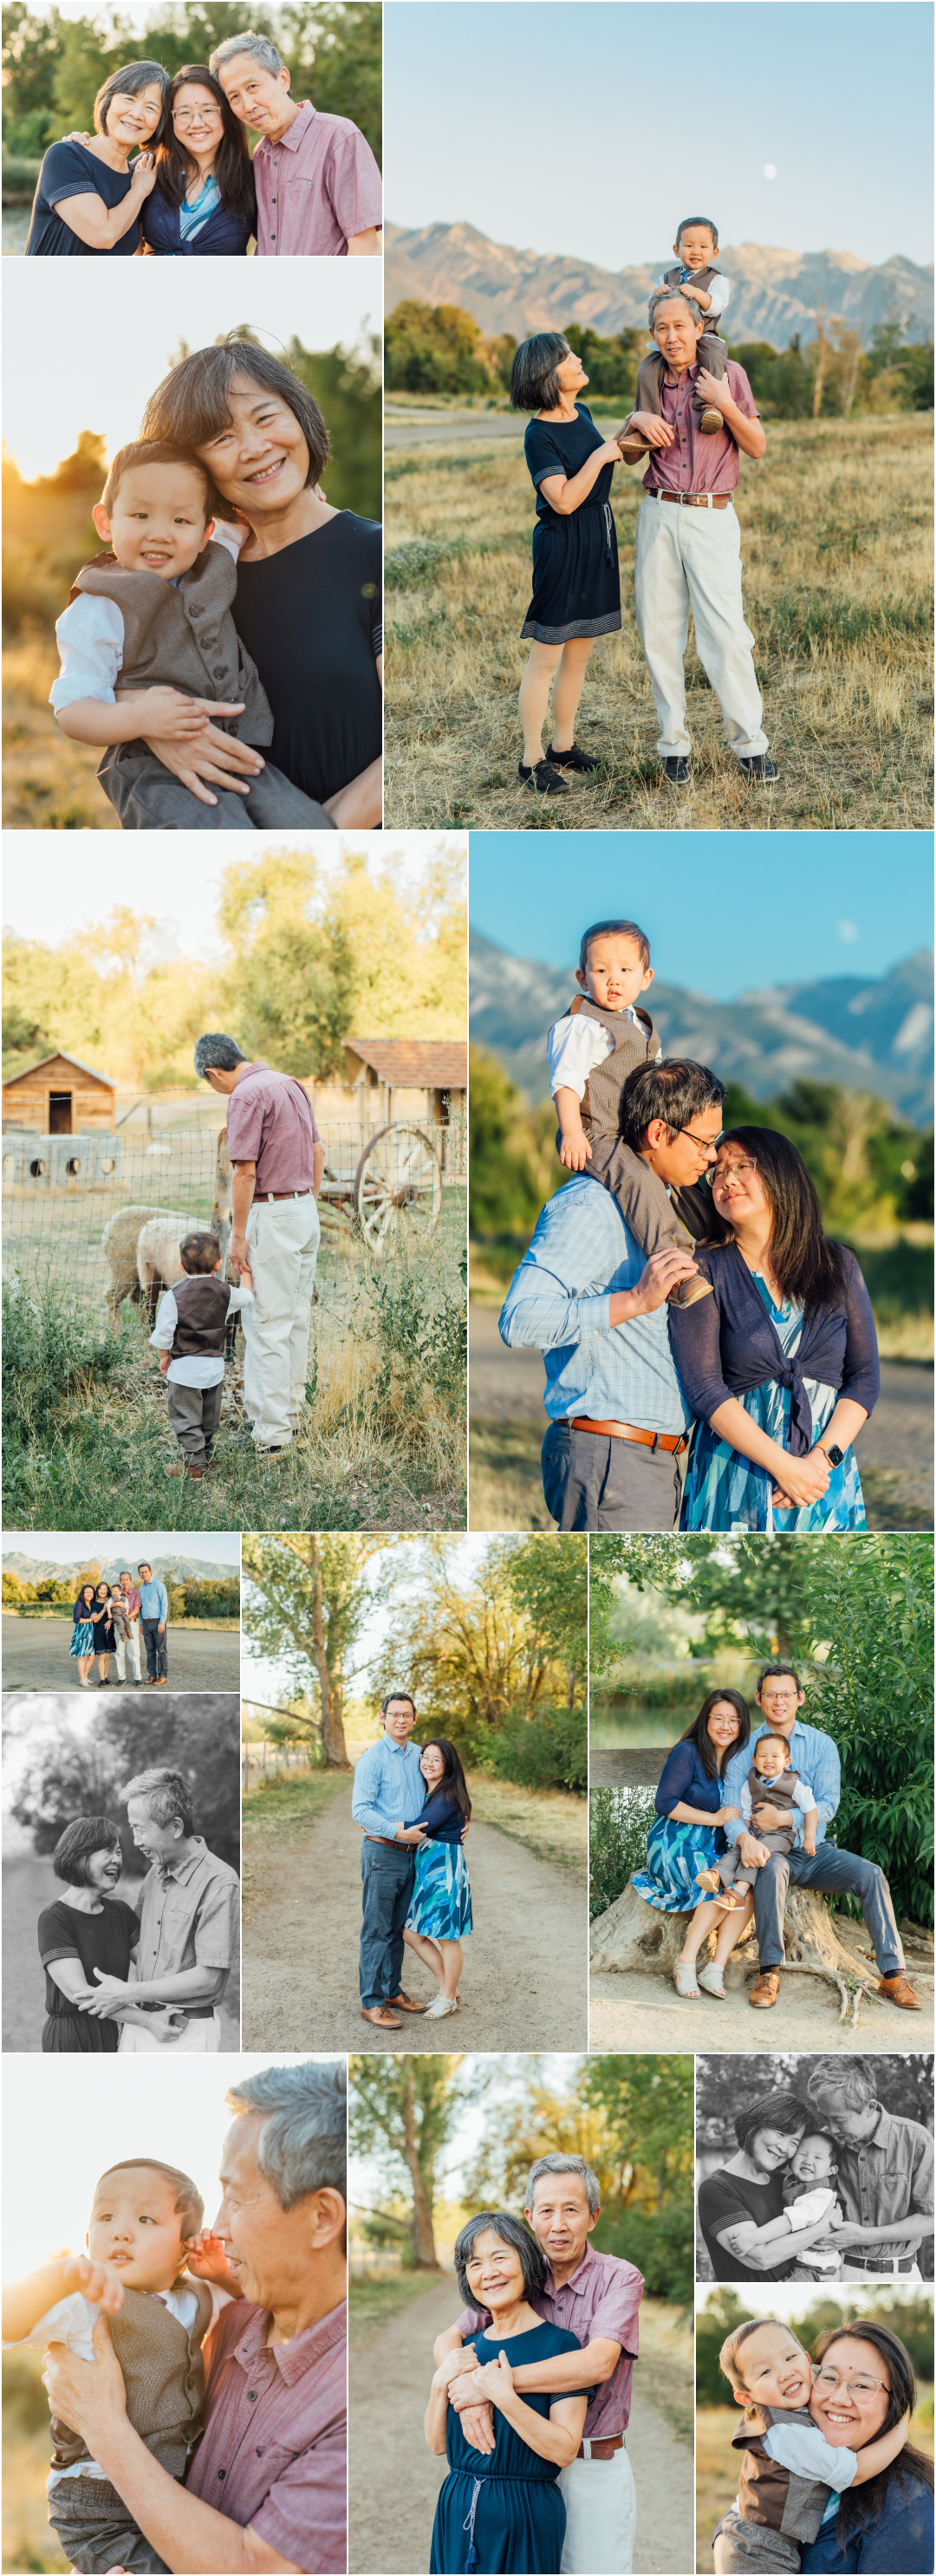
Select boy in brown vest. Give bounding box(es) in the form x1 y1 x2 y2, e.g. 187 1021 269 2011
696 1731 819 1904
150 1229 254 1480
2 2156 238 2573
49 441 335 832
620 214 731 463
549 915 713 1306
714 2317 907 2570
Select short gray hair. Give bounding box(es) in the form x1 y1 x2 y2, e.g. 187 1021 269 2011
122 1768 194 1836
525 2153 601 2216
648 285 704 335
226 2061 347 2211
194 1033 248 1077
210 29 284 78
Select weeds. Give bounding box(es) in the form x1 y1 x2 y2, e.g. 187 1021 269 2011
589 1786 657 1920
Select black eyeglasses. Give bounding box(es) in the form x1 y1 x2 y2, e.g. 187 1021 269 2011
673 1126 723 1155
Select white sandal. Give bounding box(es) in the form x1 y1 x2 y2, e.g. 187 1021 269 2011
424 1993 458 2019
673 1960 702 1998
698 1962 728 1999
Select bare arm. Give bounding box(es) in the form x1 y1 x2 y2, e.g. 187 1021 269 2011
714 2214 846 2273
707 1396 832 1511
3 2254 126 2343
666 1800 740 1830
851 2420 908 2487
347 226 382 256
426 2366 452 2456
471 2353 587 2467
510 2336 621 2397
230 1163 257 1275
56 691 245 748
323 754 382 828
79 1965 223 2018
699 376 766 459
538 438 622 517
51 157 156 250
555 1086 592 1171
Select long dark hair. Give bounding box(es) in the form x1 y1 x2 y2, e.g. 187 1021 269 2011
679 1688 750 1780
75 1585 95 1614
154 65 256 224
813 2324 934 2546
420 1738 471 1820
705 1128 847 1313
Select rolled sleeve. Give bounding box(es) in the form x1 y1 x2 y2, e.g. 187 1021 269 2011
910 2128 935 2215
250 2427 348 2574
192 1874 238 1972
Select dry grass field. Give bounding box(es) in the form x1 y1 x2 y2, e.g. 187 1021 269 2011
3 634 119 829
386 413 933 830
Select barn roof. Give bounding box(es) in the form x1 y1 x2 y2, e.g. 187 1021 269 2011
345 1039 467 1087
2 1051 118 1090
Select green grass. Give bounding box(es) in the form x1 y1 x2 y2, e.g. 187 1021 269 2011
242 1771 349 1833
349 2268 448 2352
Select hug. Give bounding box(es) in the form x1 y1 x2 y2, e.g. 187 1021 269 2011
711 2313 933 2574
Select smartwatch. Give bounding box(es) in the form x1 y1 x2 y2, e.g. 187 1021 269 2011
823 1443 845 1468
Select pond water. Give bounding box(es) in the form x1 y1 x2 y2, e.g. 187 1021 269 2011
590 1695 693 1748
3 209 31 256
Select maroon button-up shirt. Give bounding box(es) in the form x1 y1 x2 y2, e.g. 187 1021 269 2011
642 359 759 498
253 99 382 255
226 1062 322 1195
185 2298 346 2573
458 2242 644 2438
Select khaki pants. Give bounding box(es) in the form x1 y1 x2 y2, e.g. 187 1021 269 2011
634 495 768 759
559 2445 637 2575
243 1193 321 1448
114 1625 141 1682
119 2011 221 2053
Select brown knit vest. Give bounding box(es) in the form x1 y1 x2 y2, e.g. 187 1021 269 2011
746 1761 801 1815
731 2403 832 2544
661 259 725 301
70 543 273 744
50 2280 214 2479
566 993 662 1137
170 1272 231 1361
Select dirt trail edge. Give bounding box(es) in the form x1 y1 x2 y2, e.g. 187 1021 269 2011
348 2276 693 2576
242 1786 588 2052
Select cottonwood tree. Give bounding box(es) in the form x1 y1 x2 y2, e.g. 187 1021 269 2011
242 1535 389 1770
348 2053 465 2270
463 2053 694 2303
371 1536 583 1742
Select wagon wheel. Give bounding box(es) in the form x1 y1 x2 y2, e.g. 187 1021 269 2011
352 1122 443 1258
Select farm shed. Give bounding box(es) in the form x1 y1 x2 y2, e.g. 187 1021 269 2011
309 1040 467 1166
1 1052 117 1135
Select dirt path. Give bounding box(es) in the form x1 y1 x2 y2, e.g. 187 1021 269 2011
589 1962 934 2055
242 1786 588 2052
348 2277 693 2576
1 1617 240 1694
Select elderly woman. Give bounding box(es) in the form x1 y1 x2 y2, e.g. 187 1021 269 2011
620 284 777 787
697 2090 829 2280
670 1129 880 1532
142 62 257 255
510 334 627 796
632 1690 757 2000
134 338 382 823
426 2211 587 2573
26 61 165 255
36 1817 174 2053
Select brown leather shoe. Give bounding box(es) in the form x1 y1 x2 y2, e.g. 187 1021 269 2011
749 1970 781 2008
878 1973 921 2011
360 2006 402 2027
387 1991 426 2013
618 432 653 464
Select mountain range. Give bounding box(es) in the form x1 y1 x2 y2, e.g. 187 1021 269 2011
2 1553 237 1584
387 222 934 350
470 935 934 1127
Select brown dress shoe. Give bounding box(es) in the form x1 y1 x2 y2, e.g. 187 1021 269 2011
387 1991 426 2013
878 1973 921 2011
360 2005 402 2027
749 1969 780 2007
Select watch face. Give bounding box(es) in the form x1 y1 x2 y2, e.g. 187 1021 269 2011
826 1444 844 1467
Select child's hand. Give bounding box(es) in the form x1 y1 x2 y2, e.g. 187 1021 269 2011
158 1352 171 1376
61 2254 126 2317
558 1131 592 1171
803 1837 816 1856
239 1264 253 1291
184 2230 241 2294
131 688 244 742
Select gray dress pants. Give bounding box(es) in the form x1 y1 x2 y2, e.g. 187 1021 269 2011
542 1421 685 1529
166 1377 224 1462
751 1844 904 1977
49 2475 170 2573
97 744 336 832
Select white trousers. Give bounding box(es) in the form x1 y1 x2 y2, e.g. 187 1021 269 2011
114 1629 141 1682
559 2443 637 2576
242 1193 321 1449
119 2011 221 2054
634 495 768 758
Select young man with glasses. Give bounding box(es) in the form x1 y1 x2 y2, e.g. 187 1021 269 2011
499 1058 725 1528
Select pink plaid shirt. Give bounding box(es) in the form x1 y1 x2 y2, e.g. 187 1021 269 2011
458 2242 644 2438
641 359 759 498
252 100 382 255
185 2297 347 2573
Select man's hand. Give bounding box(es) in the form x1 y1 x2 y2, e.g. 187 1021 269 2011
60 2254 127 2318
158 1352 171 1376
558 1130 593 1171
229 1232 251 1278
738 1834 769 1870
42 2313 128 2443
620 1245 699 1317
626 412 676 450
79 1971 131 2019
157 1623 165 1634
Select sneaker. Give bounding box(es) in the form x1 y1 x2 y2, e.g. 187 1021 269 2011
699 407 725 433
662 756 691 785
518 758 569 796
738 755 780 786
546 740 601 774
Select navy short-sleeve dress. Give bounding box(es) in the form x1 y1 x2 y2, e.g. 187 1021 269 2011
38 1896 139 2053
430 2320 582 2573
26 141 142 255
521 404 621 645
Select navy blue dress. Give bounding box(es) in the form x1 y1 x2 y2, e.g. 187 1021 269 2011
521 404 621 644
430 2321 581 2574
38 1897 139 2053
26 141 141 255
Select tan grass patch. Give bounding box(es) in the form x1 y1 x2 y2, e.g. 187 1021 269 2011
3 634 118 829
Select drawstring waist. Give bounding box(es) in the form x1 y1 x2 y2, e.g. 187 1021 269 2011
460 2468 559 2576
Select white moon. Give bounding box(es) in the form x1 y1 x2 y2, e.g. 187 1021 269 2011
763 163 777 179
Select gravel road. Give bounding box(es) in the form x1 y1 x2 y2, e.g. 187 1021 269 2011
348 2276 694 2576
1 1618 240 1694
242 1785 588 2053
589 1963 933 2055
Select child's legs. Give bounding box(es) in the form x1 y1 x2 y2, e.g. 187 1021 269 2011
587 1134 690 1254
714 2515 801 2573
99 747 262 833
241 761 336 829
634 353 664 416
551 636 596 749
49 2477 171 2574
166 1379 211 1460
693 330 728 413
201 1379 224 1456
519 639 563 763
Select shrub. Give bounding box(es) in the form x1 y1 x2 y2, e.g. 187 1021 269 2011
473 1703 587 1795
2 1278 126 1447
589 1786 656 1919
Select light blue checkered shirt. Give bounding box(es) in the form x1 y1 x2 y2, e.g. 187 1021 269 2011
498 1177 692 1434
351 1736 426 1838
722 1719 842 1847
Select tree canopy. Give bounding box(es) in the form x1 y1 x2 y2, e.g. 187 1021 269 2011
6 1692 240 1872
241 1534 389 1767
348 2053 465 2267
368 1536 587 1790
2 4 381 163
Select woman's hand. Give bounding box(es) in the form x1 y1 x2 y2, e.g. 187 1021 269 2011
769 1447 831 1510
139 717 265 808
597 437 625 465
396 1824 428 1844
626 411 676 450
471 2351 516 2409
61 2254 126 2318
128 150 158 199
714 1805 742 1826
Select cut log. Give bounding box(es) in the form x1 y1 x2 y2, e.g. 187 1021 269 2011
589 1877 883 2010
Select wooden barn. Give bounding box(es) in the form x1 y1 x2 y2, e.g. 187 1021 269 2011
1 1052 117 1135
309 1039 467 1167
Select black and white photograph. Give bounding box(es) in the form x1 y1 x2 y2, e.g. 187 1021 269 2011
696 2053 934 2287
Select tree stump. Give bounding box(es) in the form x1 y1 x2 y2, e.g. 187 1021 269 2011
589 1879 883 2023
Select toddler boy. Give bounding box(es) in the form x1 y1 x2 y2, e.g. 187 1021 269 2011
150 1230 254 1480
696 1733 818 1902
621 214 731 460
715 2317 906 2570
549 914 712 1307
49 441 334 831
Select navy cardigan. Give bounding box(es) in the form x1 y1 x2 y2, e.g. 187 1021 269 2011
654 1741 728 1846
668 1243 880 1455
141 185 255 257
414 1790 465 1847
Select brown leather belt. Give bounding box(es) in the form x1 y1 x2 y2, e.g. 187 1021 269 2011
260 1189 315 1200
576 2434 625 2460
570 1416 690 1454
653 489 731 509
364 1834 406 1850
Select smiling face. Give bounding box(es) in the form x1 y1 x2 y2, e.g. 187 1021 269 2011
734 2324 812 2413
789 2133 836 2186
674 224 717 271
577 933 653 1016
126 1793 181 1864
752 1736 790 1780
809 2338 891 2447
711 1143 771 1233
196 376 310 517
553 348 588 397
87 2167 187 2294
644 1101 724 1191
525 2171 597 2271
705 1700 743 1759
93 462 211 579
382 1697 418 1747
652 297 705 369
86 1840 122 1893
172 81 224 154
212 2111 311 2309
463 2228 527 2313
215 53 292 131
419 1744 445 1792
748 2123 805 2176
755 1673 805 1740
806 2089 880 2144
101 81 165 148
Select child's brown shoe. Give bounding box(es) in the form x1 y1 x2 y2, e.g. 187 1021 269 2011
695 1864 721 1891
666 1274 713 1308
699 407 725 433
618 431 653 464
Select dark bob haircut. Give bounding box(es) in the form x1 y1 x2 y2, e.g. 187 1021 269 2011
510 333 571 413
705 1128 848 1315
678 1688 750 1781
155 65 257 226
140 339 329 513
93 62 170 142
813 2321 934 2544
580 918 650 975
619 1058 725 1151
53 1816 120 1887
734 2091 805 2156
453 2211 546 2309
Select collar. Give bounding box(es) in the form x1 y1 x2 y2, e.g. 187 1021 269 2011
233 2295 347 2383
543 2243 597 2297
256 98 314 156
382 1735 419 1760
663 358 701 388
155 1834 209 1887
853 2106 894 2155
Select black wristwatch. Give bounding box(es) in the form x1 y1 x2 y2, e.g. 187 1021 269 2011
823 1443 845 1467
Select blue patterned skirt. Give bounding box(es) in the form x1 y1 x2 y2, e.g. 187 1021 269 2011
406 1840 473 1942
69 1622 94 1657
631 1815 724 1914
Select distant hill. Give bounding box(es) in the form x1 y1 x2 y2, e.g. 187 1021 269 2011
469 933 934 1127
387 222 934 351
2 1553 237 1584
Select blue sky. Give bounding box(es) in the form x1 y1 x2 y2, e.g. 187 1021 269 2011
385 3 934 269
468 832 933 994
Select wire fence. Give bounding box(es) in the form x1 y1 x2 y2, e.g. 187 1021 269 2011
242 1738 317 1789
2 1117 467 1347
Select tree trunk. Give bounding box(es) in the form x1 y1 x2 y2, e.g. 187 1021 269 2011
309 1537 351 1770
590 1877 884 2016
401 2066 440 2270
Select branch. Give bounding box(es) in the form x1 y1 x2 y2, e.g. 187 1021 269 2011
243 1699 322 1737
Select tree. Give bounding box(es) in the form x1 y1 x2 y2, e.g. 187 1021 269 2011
385 301 492 397
348 2054 464 2268
802 1536 934 1926
588 1536 688 1678
696 2287 753 2404
505 1536 587 1710
241 1535 387 1767
370 1537 583 1746
6 1694 240 1872
462 2054 695 2304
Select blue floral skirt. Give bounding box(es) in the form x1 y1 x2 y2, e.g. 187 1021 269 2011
631 1815 724 1914
406 1840 472 1942
69 1622 94 1657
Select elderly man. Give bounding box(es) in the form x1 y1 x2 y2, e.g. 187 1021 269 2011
803 2059 934 2280
195 1033 325 1458
41 2059 348 2574
80 1766 239 2052
210 29 381 257
434 2152 645 2574
500 1058 725 1529
622 286 777 788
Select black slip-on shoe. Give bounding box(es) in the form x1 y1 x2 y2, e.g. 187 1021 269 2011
545 739 601 774
518 758 569 795
662 756 692 785
738 754 780 785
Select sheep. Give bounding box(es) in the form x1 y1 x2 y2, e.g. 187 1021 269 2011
101 1133 241 1356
